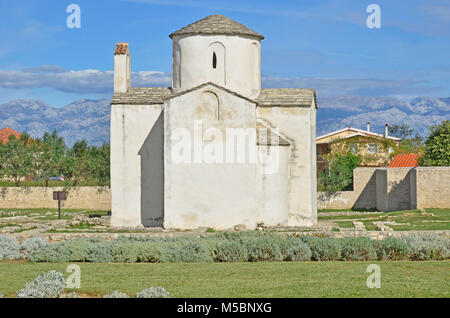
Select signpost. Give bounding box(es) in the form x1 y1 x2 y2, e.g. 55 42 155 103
53 191 67 219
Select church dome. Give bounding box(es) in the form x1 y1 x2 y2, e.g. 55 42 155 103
170 15 262 98
169 14 264 40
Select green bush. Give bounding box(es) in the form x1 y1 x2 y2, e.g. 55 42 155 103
136 287 170 298
24 232 450 264
278 238 311 261
20 237 48 258
30 242 71 262
85 239 113 262
0 235 21 260
136 244 164 263
162 239 213 263
374 237 410 261
111 241 139 262
17 270 65 298
300 236 341 261
401 235 449 261
340 237 377 261
245 236 284 262
214 240 248 262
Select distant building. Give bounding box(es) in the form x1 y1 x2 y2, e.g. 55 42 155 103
0 127 21 144
388 153 419 168
316 122 401 169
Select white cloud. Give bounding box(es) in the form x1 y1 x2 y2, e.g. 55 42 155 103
0 67 171 94
0 65 443 97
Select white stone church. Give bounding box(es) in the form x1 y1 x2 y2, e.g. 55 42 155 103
110 15 317 229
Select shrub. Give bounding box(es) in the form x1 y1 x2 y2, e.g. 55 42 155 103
136 244 164 263
374 237 410 261
136 287 170 298
214 240 248 262
162 239 212 263
30 242 71 262
103 291 130 298
401 234 450 261
245 236 283 262
85 240 113 262
300 236 341 261
111 241 139 262
0 235 21 261
17 270 65 298
278 238 311 261
20 237 48 258
30 239 113 263
340 237 377 261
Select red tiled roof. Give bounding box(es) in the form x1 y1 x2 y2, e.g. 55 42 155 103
388 153 420 168
0 127 21 144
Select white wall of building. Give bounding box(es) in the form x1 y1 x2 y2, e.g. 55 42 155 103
256 145 290 226
163 84 258 229
110 103 164 227
256 102 317 226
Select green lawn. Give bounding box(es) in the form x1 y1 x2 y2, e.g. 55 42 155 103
0 208 109 220
0 261 449 298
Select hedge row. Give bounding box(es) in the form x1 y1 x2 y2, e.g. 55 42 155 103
1 232 449 263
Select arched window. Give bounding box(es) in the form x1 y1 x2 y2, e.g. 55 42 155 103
208 42 225 85
212 52 217 69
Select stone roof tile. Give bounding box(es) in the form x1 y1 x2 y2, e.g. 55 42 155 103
111 87 172 105
256 88 316 107
111 86 316 107
169 15 264 40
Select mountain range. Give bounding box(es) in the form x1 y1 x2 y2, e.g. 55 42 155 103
0 96 448 146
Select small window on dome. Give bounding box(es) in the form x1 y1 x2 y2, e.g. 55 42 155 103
212 52 217 69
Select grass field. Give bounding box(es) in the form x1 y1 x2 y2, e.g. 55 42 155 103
0 261 449 298
0 208 109 220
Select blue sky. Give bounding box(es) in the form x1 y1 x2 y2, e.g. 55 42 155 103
0 0 449 107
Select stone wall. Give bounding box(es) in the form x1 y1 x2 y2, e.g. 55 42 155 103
318 167 450 211
414 167 450 209
0 187 110 210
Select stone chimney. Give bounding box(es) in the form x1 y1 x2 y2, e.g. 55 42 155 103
114 42 130 93
384 123 389 138
366 121 370 132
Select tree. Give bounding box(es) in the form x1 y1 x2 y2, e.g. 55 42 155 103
318 152 362 191
419 120 450 166
0 133 35 186
64 140 90 186
35 130 68 186
389 124 423 155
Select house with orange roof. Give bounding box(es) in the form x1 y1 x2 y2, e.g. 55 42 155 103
0 127 21 144
316 122 401 169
